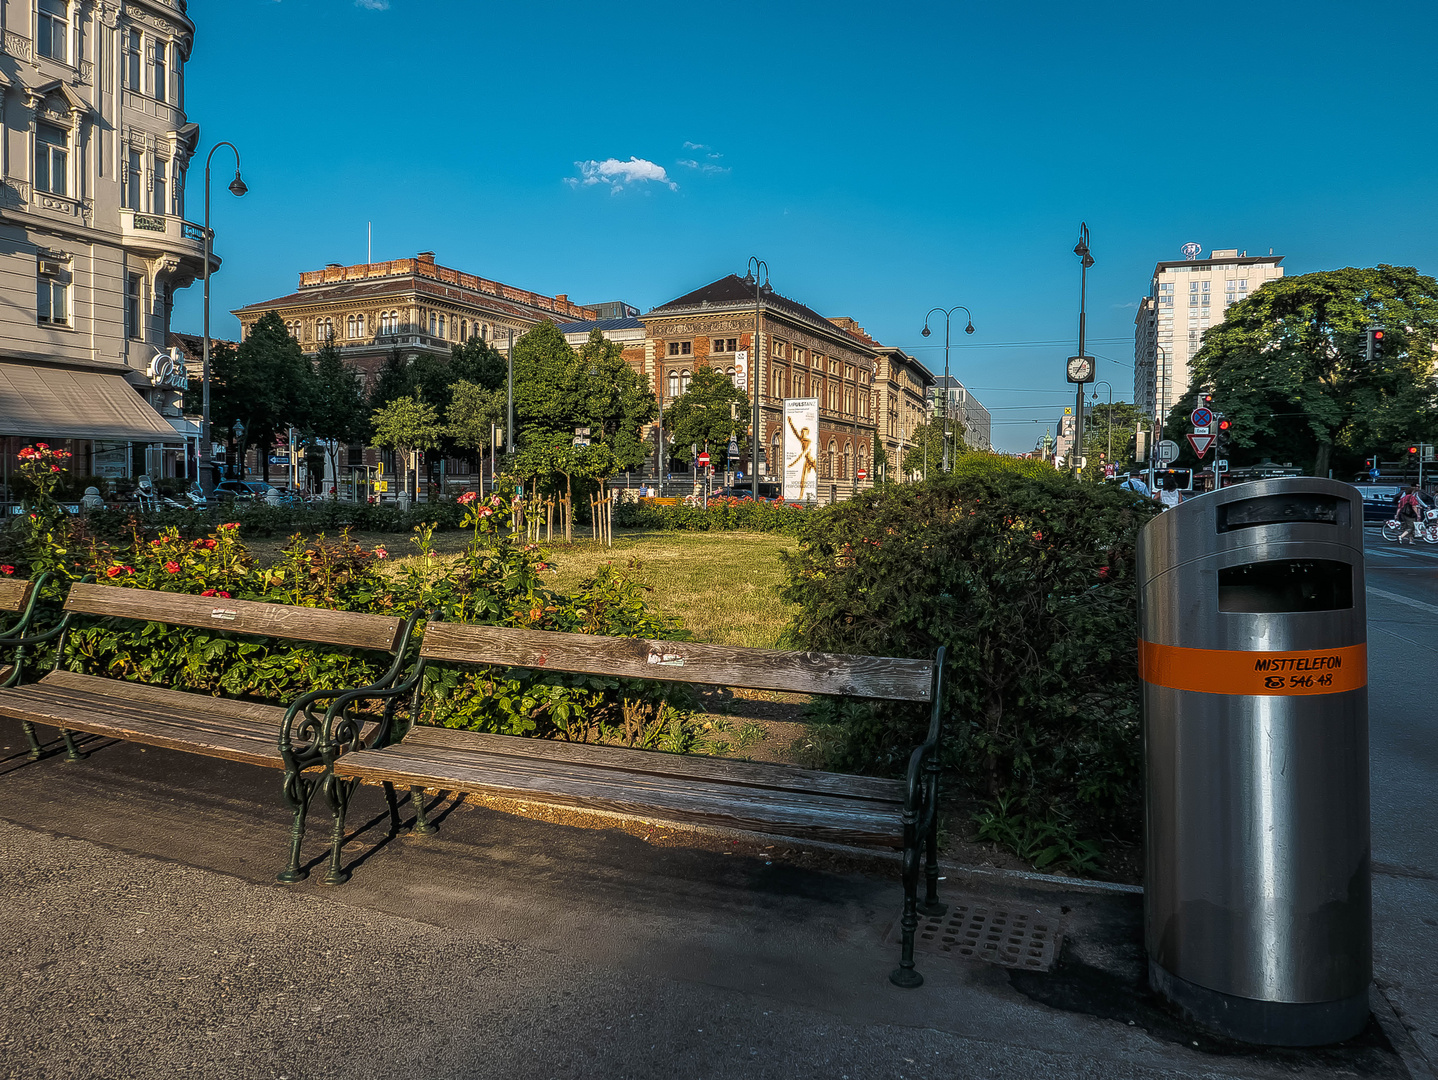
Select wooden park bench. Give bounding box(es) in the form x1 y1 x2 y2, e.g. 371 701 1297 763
0 581 419 884
323 623 951 987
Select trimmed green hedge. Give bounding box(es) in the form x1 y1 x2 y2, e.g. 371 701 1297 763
778 456 1159 871
614 496 812 534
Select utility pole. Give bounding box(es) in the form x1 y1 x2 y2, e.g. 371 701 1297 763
1071 223 1095 478
747 256 768 501
506 328 515 455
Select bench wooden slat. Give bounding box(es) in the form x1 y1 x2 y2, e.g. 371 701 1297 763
400 726 904 803
0 578 34 614
335 746 904 847
21 685 291 747
0 688 288 769
41 670 288 726
419 623 934 702
64 582 404 652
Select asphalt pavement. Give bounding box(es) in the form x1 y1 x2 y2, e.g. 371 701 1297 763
0 534 1431 1080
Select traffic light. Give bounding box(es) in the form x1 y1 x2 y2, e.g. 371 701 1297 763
1200 393 1214 408
1215 417 1233 457
1408 445 1419 457
1366 327 1385 364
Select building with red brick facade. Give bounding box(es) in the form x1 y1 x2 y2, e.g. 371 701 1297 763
641 275 880 484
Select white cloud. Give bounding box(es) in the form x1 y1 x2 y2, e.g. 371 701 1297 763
354 0 389 9
677 158 730 175
567 157 677 193
682 141 708 151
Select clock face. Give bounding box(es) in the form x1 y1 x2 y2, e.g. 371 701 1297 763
1066 356 1094 383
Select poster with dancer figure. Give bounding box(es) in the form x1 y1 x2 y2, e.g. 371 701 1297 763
783 398 819 503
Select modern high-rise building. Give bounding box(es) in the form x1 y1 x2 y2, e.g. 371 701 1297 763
1133 247 1284 423
0 0 212 490
926 376 992 451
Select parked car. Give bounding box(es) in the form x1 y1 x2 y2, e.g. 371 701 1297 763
212 480 269 502
714 481 784 501
1347 483 1402 523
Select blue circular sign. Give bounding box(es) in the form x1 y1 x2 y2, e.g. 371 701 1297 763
1191 407 1213 427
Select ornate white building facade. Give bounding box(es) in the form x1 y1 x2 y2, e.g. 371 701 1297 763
0 0 209 490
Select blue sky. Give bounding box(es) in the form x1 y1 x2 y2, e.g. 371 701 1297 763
174 0 1438 452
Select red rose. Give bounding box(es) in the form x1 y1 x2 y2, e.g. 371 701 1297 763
0 565 13 576
164 561 181 574
105 566 123 578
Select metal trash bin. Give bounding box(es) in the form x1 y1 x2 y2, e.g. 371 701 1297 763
1137 477 1370 1045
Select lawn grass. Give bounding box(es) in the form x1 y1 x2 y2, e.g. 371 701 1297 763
242 527 798 649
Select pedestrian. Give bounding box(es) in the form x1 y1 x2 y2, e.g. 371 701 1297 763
1157 476 1183 510
1395 485 1423 544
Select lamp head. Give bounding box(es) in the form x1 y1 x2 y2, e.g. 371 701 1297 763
964 322 975 335
228 172 248 198
921 325 931 338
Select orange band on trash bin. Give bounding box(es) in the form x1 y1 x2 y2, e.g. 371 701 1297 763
1139 640 1367 696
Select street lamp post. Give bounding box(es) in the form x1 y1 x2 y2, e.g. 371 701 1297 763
1072 224 1095 478
201 142 247 494
1092 380 1114 469
744 256 769 501
1150 345 1169 492
921 306 976 472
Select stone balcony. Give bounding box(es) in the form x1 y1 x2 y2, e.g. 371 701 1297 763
119 210 217 284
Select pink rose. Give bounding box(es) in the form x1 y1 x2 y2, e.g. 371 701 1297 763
164 561 181 574
458 491 478 505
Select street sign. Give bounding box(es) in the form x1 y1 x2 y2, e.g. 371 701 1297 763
1157 439 1180 464
697 451 711 467
857 467 867 480
1192 424 1211 435
1370 468 1381 480
1190 407 1213 428
1216 459 1229 474
727 437 739 457
373 480 389 492
1187 433 1215 458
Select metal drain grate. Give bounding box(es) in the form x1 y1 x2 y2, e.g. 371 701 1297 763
887 898 1063 972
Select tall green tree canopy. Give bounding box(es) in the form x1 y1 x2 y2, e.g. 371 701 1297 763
1163 266 1438 476
900 418 958 478
512 324 657 484
664 365 749 464
447 380 506 458
308 338 369 495
1082 401 1145 471
218 311 316 479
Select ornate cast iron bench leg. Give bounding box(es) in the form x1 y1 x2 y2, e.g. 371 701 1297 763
919 759 946 917
410 786 437 835
19 720 43 760
321 775 361 886
277 770 317 884
890 802 924 989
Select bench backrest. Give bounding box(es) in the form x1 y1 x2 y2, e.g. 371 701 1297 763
0 578 34 614
418 622 934 702
63 582 404 652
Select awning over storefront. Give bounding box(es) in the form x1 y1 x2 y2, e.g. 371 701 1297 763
0 360 182 443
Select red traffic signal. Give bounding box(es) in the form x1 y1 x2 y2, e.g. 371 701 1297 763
1374 330 1385 341
1409 445 1419 455
1217 418 1232 432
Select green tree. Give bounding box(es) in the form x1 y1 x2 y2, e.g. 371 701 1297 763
450 337 508 392
371 392 443 502
871 440 889 483
369 350 414 412
447 380 507 481
665 365 748 465
900 419 954 478
513 324 657 489
1082 401 1145 472
219 312 316 483
1163 266 1438 476
310 338 369 496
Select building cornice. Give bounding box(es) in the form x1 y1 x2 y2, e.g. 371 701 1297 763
645 301 880 361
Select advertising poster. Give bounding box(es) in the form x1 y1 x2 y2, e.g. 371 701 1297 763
783 398 819 503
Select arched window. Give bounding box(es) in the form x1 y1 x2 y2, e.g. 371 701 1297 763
668 372 679 399
680 370 691 394
356 314 365 337
826 440 836 479
460 319 467 340
326 318 334 339
771 431 782 479
346 316 356 339
843 441 852 479
438 314 446 339
794 372 805 397
858 444 867 478
481 324 488 341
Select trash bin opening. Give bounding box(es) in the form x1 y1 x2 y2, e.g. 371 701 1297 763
1216 494 1349 533
1218 559 1354 613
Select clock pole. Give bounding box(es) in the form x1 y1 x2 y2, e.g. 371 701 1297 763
1072 223 1094 478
